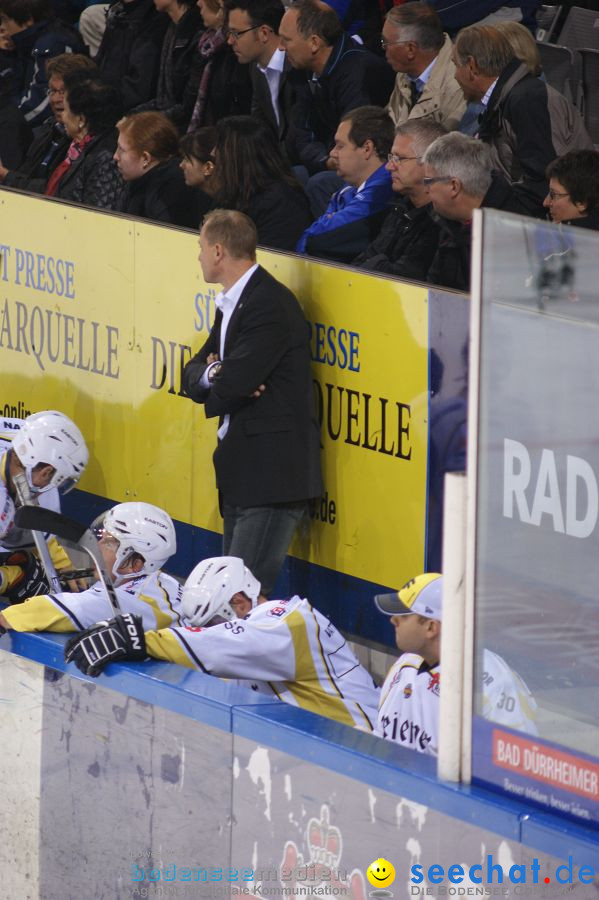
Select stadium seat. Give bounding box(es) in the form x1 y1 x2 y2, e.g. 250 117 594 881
558 5 599 51
537 41 579 105
579 47 599 144
535 4 563 42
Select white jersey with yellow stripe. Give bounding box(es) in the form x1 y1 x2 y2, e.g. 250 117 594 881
376 648 538 756
376 653 439 755
145 595 380 731
2 570 183 633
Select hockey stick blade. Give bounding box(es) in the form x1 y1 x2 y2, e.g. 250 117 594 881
14 506 122 615
15 505 87 544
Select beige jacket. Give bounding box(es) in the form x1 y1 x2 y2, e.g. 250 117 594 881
386 34 466 131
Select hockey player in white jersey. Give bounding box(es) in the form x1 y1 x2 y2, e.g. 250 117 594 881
64 556 380 731
0 411 88 602
374 573 538 755
0 503 183 633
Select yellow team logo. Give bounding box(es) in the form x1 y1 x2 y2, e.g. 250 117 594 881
366 858 396 889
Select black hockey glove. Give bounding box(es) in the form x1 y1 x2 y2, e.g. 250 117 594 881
0 550 50 603
64 613 147 677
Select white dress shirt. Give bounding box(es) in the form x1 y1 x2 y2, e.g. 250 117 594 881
202 263 259 439
257 47 286 126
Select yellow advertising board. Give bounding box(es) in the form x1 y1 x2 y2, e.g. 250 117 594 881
0 190 428 589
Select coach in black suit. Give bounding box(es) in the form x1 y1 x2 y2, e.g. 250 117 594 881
182 209 323 595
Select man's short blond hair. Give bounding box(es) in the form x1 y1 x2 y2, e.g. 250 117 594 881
201 209 257 260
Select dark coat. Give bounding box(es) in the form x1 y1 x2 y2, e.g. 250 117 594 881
0 101 32 169
3 117 68 193
133 6 204 131
2 18 85 127
566 208 599 231
250 56 297 157
116 156 198 228
201 46 252 125
478 59 592 210
352 200 441 282
426 173 532 291
245 181 312 251
54 129 123 210
182 265 323 507
96 0 169 111
288 32 395 174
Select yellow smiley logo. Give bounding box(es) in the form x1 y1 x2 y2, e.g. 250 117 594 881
366 858 396 888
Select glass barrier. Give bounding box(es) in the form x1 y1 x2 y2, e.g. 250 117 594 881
471 209 599 829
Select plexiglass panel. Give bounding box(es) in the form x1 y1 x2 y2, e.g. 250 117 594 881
471 210 599 828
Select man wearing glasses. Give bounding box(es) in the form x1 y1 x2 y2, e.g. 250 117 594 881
352 118 446 280
224 0 295 154
420 131 529 291
382 2 465 132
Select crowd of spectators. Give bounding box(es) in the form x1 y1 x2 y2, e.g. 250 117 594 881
1 0 599 288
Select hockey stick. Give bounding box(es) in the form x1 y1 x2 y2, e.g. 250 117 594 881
14 505 122 615
12 474 62 595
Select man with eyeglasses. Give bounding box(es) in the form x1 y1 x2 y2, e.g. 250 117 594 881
0 52 96 191
382 2 465 132
223 0 295 153
420 131 531 291
352 118 446 280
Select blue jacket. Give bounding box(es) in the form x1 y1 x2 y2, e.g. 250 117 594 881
297 164 393 262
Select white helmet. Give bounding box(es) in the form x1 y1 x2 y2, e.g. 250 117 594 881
182 556 260 627
94 502 176 580
13 411 88 494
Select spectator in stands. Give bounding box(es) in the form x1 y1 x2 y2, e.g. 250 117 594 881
0 64 31 167
186 0 252 130
95 0 168 111
352 118 446 280
45 73 123 209
453 25 593 214
179 125 217 221
212 115 311 250
421 131 529 290
494 20 541 76
223 0 295 156
544 150 599 231
279 0 394 214
297 105 393 263
0 0 85 126
132 0 204 131
114 111 198 227
383 3 466 132
0 52 95 192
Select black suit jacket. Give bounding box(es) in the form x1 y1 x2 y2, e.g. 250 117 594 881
182 265 323 508
250 56 296 151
